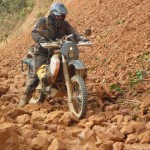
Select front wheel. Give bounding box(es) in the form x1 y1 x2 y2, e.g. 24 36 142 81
68 75 87 119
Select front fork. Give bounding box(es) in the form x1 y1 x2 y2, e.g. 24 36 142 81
62 55 72 104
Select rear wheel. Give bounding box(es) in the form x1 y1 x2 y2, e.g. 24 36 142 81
68 75 87 119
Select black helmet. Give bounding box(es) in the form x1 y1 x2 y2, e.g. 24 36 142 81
50 2 68 16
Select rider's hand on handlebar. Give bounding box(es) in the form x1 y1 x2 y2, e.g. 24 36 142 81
39 37 48 43
79 36 89 42
51 41 60 45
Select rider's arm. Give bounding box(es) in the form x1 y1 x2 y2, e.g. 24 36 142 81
65 21 81 41
31 17 49 43
65 21 88 42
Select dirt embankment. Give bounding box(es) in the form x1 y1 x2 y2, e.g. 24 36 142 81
0 0 150 149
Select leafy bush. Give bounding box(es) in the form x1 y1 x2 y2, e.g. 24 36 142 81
0 0 53 42
0 0 34 41
128 70 143 89
110 83 124 94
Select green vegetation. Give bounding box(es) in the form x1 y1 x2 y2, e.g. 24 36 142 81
36 11 45 18
128 70 143 89
116 18 125 25
19 0 34 19
0 0 34 41
0 0 54 42
131 114 139 121
35 0 53 18
139 52 150 74
110 83 124 94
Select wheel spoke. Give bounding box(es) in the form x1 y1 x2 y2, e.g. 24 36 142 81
69 75 87 119
72 80 83 113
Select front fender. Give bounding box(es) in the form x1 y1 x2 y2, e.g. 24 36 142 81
68 60 86 69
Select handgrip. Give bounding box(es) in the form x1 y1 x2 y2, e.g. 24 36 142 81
77 41 93 47
40 43 60 49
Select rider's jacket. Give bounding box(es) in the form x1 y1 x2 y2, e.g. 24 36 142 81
32 15 80 55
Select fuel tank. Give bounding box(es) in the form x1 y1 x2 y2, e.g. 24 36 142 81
49 54 60 82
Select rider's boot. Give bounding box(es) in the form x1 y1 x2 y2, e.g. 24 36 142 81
18 74 39 107
41 73 52 87
18 93 32 107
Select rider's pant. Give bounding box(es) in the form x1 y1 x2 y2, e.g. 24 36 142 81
22 52 49 102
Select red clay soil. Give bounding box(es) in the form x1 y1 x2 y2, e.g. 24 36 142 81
0 0 150 149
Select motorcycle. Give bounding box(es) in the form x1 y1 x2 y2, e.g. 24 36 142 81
21 30 92 119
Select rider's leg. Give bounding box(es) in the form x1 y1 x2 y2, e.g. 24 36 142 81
35 54 52 86
18 52 50 107
18 75 39 107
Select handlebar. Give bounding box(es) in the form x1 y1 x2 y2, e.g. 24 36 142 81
40 41 92 49
77 41 92 47
40 43 61 49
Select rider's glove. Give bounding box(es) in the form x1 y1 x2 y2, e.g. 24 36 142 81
39 37 48 43
51 41 60 45
79 36 89 42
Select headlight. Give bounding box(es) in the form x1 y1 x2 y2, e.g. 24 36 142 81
68 51 75 59
68 46 75 59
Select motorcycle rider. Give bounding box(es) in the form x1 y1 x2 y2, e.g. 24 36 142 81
18 2 88 107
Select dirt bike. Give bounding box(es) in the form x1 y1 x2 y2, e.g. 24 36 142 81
21 31 92 119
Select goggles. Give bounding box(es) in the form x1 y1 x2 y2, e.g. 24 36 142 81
55 14 66 20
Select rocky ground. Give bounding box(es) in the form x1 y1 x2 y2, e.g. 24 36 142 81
0 0 150 149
